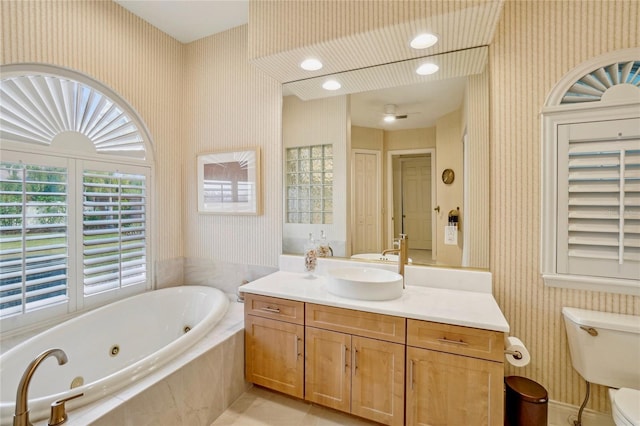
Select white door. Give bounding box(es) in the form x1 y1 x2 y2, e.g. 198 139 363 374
352 150 381 254
401 157 432 249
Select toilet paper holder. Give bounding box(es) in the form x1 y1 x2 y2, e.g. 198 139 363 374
504 348 523 360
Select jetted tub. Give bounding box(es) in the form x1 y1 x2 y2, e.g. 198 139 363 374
0 285 229 424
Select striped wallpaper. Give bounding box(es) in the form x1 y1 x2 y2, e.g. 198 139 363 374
490 0 640 412
183 27 283 266
466 68 490 269
248 0 503 83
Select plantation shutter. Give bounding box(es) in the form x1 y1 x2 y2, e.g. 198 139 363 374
82 167 148 295
557 118 640 280
0 160 68 317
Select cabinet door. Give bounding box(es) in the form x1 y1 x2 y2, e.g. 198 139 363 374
305 327 351 413
351 336 405 426
406 346 503 426
245 315 304 398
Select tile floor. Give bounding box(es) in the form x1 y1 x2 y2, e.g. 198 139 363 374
210 386 379 426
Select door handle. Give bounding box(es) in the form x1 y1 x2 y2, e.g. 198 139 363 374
295 336 301 358
409 359 414 390
353 348 358 376
343 344 348 372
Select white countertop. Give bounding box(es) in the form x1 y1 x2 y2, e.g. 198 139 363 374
240 271 509 333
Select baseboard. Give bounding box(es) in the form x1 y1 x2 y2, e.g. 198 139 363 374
548 399 615 426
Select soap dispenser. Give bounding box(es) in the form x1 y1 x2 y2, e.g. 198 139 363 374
304 233 317 277
317 230 333 257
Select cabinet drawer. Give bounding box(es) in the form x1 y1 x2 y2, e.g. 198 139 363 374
407 319 503 362
306 303 405 344
244 294 304 325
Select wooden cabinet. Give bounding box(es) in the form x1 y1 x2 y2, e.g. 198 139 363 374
244 295 504 426
304 327 351 412
244 294 304 398
305 304 405 426
406 319 504 426
351 335 405 426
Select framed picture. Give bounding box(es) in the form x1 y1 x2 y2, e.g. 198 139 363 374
197 147 261 215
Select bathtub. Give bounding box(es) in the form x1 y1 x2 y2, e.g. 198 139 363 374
0 285 229 424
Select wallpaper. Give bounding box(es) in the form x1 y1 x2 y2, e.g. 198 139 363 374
490 0 640 411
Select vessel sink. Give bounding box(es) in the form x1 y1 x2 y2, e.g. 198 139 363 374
325 267 403 301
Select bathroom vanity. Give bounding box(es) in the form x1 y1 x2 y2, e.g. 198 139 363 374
241 269 509 426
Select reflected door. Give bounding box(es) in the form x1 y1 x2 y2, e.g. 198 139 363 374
401 157 432 249
352 150 381 254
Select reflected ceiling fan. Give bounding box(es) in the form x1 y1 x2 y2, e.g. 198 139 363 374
381 104 418 123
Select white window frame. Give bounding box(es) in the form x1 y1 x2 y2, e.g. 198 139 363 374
541 49 640 296
0 64 155 333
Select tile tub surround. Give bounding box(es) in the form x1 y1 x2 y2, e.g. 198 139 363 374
33 297 248 426
185 257 278 295
155 257 185 289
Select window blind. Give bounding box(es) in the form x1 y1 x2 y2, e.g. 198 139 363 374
83 170 147 295
0 162 68 317
558 122 640 280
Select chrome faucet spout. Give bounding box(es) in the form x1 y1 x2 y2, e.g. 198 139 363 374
14 348 68 426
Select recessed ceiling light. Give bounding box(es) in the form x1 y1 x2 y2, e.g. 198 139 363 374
416 63 439 75
410 33 438 49
300 58 323 71
322 80 341 91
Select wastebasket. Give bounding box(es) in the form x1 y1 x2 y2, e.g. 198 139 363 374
504 376 548 426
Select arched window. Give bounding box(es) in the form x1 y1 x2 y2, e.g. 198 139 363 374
0 64 155 331
541 49 640 295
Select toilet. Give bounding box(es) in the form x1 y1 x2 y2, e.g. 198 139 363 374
562 307 640 426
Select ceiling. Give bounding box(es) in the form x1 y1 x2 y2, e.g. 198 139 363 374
115 0 471 130
350 78 466 130
114 0 249 43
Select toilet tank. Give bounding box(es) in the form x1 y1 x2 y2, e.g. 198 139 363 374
562 307 640 390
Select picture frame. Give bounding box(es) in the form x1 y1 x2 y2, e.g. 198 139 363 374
197 147 261 215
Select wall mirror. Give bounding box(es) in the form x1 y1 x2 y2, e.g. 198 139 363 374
197 148 261 215
282 47 489 269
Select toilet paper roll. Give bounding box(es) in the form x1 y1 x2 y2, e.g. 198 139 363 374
505 336 531 367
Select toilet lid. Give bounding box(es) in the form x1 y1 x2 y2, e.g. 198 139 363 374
614 388 640 426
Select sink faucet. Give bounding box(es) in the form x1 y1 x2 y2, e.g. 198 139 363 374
382 234 409 285
14 348 68 426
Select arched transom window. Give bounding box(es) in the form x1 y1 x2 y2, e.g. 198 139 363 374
0 64 154 331
541 49 640 296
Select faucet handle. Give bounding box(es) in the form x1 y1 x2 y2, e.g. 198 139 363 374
48 393 83 426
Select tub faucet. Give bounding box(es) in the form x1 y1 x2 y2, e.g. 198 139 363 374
14 348 68 426
382 234 409 285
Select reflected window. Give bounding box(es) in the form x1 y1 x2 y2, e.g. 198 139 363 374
203 161 250 204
